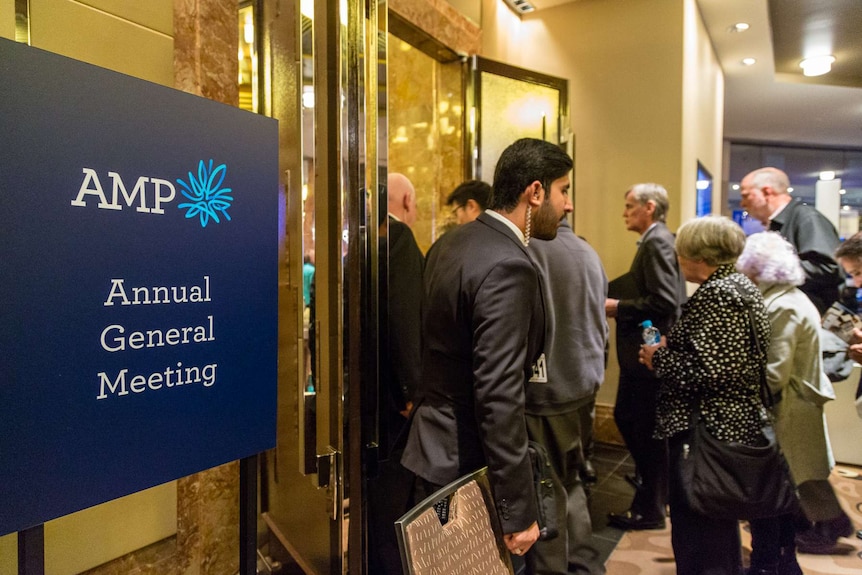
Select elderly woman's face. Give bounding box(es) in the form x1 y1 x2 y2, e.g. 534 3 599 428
839 256 862 288
677 254 700 284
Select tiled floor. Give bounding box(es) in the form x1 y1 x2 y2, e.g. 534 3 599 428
584 442 636 564
588 443 862 575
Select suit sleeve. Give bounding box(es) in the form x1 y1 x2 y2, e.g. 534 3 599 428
617 233 681 323
471 259 538 534
388 223 424 406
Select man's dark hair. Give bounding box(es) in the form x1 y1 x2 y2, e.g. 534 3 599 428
445 180 491 210
836 231 862 261
490 138 572 212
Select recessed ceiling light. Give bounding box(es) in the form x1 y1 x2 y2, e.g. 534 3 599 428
800 55 835 77
741 58 756 66
503 0 535 13
840 189 847 195
820 171 836 180
788 187 794 193
728 22 750 33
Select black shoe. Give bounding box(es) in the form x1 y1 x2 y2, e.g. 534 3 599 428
819 513 854 539
581 460 598 484
795 528 840 555
607 510 665 530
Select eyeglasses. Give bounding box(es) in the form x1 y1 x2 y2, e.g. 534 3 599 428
450 204 465 217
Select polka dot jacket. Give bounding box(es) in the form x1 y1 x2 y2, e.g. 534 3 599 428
652 264 771 445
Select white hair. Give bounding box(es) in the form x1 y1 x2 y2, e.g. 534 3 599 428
737 232 805 286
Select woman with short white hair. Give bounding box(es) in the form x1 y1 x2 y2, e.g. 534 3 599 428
738 231 849 571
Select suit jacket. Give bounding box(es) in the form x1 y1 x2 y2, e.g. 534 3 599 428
613 222 686 379
401 211 543 533
769 199 843 315
380 217 424 457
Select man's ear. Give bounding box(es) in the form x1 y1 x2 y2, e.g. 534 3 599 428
525 181 544 208
644 199 657 215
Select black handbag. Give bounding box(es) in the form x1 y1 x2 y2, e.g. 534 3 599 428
678 303 798 521
527 440 559 541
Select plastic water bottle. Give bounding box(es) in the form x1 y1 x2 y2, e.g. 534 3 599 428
641 320 661 345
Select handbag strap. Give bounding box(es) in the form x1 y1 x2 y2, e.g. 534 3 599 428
731 281 774 409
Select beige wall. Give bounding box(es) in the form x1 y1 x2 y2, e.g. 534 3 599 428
681 0 724 218
29 0 173 85
0 0 13 39
479 0 723 406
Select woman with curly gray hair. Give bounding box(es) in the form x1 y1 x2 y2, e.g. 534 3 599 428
738 231 849 572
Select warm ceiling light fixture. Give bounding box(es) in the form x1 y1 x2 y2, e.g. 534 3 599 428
729 22 750 33
503 0 535 14
742 58 756 66
800 55 835 77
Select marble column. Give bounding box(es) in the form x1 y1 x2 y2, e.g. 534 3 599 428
174 2 241 575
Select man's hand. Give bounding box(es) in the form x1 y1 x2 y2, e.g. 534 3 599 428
503 522 540 556
399 401 414 418
605 298 619 318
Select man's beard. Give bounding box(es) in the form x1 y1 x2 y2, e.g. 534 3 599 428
531 200 560 240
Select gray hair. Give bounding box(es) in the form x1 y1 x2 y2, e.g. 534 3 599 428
627 183 669 222
736 232 804 286
747 167 790 196
675 216 746 266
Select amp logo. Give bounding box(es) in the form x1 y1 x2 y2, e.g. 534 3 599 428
70 159 234 228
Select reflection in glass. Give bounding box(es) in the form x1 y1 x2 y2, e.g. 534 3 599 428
387 36 464 251
237 3 258 113
479 72 559 182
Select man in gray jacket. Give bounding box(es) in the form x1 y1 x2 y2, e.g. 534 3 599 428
528 215 608 574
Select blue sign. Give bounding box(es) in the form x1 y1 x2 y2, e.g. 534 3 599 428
0 38 279 535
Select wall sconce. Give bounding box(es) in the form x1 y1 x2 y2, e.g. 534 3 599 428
800 55 835 77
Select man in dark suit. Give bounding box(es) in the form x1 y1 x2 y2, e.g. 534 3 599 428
368 174 425 574
740 166 843 315
605 183 686 530
402 138 573 560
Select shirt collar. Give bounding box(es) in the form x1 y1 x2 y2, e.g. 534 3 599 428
486 209 527 245
637 222 658 245
768 201 788 224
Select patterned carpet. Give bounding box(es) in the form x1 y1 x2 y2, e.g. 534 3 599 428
605 465 862 574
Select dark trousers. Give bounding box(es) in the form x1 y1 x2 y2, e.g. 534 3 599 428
614 373 668 520
749 513 796 568
668 431 742 575
367 454 414 575
526 411 605 575
577 396 596 463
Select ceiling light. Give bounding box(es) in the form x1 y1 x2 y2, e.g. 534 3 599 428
729 22 750 33
741 58 756 66
840 189 847 195
503 0 535 14
788 187 794 193
820 171 836 180
800 55 835 77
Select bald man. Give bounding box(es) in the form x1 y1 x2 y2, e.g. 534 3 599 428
740 166 843 314
387 172 418 227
